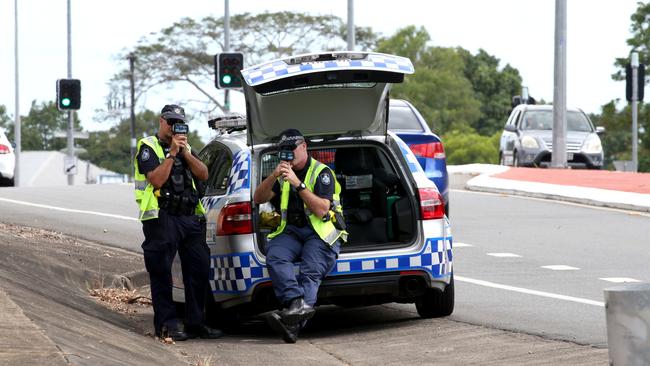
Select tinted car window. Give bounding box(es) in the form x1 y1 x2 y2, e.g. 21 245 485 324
521 110 593 132
388 106 424 132
199 143 232 196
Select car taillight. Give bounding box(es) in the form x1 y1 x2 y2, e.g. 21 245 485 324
418 188 445 220
409 142 445 159
0 144 10 154
217 202 252 236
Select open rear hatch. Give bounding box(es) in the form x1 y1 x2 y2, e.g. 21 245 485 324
241 52 414 145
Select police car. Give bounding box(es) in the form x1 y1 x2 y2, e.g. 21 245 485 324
172 52 454 325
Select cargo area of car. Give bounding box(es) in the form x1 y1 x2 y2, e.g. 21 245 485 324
255 142 418 252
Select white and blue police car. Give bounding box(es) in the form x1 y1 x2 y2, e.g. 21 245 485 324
172 52 454 325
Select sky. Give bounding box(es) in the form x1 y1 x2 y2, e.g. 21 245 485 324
0 0 641 142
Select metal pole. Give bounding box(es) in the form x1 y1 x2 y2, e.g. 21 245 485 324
347 0 355 51
128 54 136 176
551 0 567 169
224 0 230 112
631 52 639 172
13 0 20 187
66 0 74 185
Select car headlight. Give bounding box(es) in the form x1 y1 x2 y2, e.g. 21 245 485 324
521 135 539 149
582 136 602 154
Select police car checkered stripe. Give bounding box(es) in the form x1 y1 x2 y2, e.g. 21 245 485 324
226 151 250 194
241 53 414 87
209 236 452 294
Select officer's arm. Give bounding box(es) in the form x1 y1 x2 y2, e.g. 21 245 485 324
183 150 208 181
297 189 330 218
146 158 175 189
254 172 277 204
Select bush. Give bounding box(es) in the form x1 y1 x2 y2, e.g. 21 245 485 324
442 130 500 165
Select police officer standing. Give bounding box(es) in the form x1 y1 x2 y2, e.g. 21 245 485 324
134 104 222 341
253 129 347 343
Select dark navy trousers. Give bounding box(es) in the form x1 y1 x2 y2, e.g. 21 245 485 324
141 209 210 335
266 225 340 307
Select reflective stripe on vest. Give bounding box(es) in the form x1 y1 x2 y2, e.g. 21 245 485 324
133 136 205 221
267 159 347 245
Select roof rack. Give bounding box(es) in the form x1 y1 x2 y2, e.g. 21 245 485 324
208 113 246 133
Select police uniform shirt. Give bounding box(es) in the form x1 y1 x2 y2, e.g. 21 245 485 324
271 157 335 223
137 138 199 176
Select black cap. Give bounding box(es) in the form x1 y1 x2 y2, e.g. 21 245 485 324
161 104 186 122
277 128 305 148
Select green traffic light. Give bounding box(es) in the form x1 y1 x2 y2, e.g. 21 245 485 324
222 74 232 85
61 98 71 107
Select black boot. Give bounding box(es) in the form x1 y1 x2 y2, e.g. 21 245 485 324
266 311 300 343
185 324 224 339
280 297 315 325
157 325 189 342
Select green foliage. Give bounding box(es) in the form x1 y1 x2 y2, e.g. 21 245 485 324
377 26 482 135
613 2 650 80
442 130 501 165
1 101 81 150
0 105 12 132
458 48 522 136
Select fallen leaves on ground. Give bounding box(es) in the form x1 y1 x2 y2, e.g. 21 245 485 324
89 287 152 314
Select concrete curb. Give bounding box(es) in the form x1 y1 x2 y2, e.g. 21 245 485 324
464 170 650 213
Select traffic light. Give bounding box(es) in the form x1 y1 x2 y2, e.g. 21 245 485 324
626 64 645 102
215 52 244 89
56 79 81 111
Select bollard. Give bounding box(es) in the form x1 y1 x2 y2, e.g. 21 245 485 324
604 283 650 366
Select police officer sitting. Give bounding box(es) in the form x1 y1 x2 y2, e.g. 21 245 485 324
134 104 222 341
253 129 347 343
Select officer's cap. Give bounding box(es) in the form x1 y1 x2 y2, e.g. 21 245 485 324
161 104 186 122
277 129 305 148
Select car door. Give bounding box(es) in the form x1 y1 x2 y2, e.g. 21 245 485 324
501 109 520 163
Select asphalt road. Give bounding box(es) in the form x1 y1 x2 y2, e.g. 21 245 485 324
1 177 648 348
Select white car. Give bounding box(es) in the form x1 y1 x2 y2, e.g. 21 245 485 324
0 129 15 186
172 52 454 327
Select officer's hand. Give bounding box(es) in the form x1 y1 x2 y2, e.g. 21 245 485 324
272 163 284 180
278 161 299 186
170 134 187 156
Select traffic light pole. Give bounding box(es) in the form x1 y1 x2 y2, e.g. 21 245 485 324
128 54 136 175
66 0 74 185
631 52 639 172
551 0 567 169
14 0 20 187
224 0 230 113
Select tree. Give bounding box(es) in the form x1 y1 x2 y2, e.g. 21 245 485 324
104 12 380 123
377 26 481 135
0 105 11 132
613 2 650 79
79 110 204 175
458 48 522 136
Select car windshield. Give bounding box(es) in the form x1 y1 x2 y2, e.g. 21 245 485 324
521 110 593 132
388 106 424 132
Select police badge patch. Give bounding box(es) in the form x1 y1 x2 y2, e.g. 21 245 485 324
141 148 150 161
320 173 331 185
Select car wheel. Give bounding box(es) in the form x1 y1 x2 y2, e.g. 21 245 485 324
415 275 454 318
0 177 13 187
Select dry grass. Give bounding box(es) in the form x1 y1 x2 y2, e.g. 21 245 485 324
89 287 151 314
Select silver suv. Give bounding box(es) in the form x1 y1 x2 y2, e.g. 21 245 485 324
499 104 605 169
171 52 454 326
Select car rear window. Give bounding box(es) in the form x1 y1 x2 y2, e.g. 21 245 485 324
388 106 424 132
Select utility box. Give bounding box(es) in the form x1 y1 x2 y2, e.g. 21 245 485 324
613 160 637 172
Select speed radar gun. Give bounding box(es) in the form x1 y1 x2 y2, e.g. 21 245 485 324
278 145 294 162
172 122 189 135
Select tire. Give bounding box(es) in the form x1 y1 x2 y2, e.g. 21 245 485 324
0 177 13 187
415 275 454 318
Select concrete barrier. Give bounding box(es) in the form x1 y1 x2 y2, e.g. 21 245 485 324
604 283 650 365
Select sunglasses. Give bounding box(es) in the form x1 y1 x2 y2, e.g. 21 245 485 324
165 118 183 126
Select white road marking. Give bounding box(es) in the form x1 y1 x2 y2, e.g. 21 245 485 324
455 275 604 307
600 277 641 283
541 265 580 271
0 197 138 221
486 252 521 258
453 242 473 248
